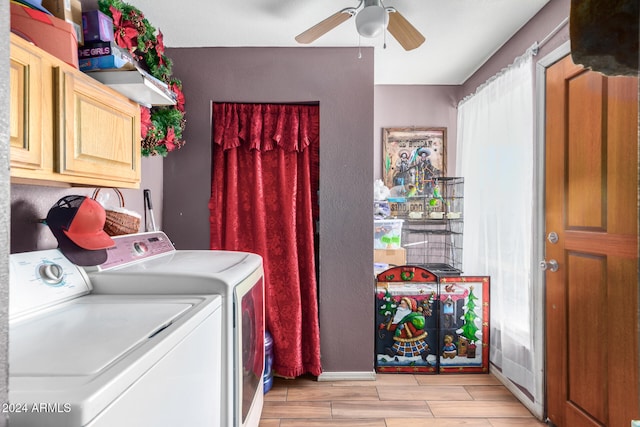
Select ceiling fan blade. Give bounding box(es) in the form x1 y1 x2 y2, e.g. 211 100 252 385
386 8 425 51
295 9 355 44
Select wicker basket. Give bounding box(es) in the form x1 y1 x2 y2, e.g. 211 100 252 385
92 188 140 236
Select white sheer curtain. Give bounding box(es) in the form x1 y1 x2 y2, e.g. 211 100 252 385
456 46 539 403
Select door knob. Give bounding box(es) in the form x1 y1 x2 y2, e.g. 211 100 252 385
539 259 559 272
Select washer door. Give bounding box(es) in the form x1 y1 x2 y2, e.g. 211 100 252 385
11 300 191 376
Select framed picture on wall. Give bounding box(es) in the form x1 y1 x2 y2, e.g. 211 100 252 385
382 127 446 196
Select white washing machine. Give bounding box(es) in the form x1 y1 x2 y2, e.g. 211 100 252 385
9 249 222 427
85 231 265 427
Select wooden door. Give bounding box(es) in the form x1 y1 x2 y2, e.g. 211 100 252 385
545 55 639 427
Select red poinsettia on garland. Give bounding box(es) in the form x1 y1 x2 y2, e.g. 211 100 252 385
98 0 186 157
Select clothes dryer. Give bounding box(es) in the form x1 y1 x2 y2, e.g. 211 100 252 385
86 231 265 427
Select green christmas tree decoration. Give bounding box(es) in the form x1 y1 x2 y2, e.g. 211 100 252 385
378 289 397 317
459 285 480 344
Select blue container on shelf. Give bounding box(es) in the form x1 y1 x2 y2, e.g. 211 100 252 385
264 330 274 393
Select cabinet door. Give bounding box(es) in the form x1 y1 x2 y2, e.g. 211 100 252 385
56 67 141 186
10 41 43 170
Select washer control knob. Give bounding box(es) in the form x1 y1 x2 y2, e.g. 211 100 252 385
38 263 64 285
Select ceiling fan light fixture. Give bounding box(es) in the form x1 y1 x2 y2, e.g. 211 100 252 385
355 5 388 38
294 0 425 51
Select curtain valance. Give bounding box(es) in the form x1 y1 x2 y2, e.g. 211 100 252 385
212 103 319 152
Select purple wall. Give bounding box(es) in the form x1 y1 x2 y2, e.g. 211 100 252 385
164 46 376 373
374 85 460 178
10 156 163 254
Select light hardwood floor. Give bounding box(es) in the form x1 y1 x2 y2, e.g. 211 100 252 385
260 373 547 427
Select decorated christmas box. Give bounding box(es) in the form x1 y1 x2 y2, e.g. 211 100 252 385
375 266 491 374
438 276 490 374
375 266 439 373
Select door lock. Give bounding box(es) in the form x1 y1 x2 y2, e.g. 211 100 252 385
539 259 559 272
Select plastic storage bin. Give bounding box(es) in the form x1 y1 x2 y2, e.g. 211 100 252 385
374 219 404 249
264 330 274 393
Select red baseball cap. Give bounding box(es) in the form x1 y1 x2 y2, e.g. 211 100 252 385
46 195 115 266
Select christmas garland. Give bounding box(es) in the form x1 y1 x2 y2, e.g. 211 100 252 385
97 0 185 156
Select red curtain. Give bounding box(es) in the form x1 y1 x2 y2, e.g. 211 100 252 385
210 103 321 378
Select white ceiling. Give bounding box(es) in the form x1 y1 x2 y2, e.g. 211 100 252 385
123 0 551 85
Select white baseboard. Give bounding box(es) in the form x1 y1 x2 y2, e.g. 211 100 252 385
317 371 376 382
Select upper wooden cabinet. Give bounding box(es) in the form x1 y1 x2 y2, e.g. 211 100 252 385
56 65 140 185
10 35 44 171
10 33 141 188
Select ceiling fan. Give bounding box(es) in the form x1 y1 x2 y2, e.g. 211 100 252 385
295 0 425 51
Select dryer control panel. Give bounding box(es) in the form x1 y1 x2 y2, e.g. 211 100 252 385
96 231 176 271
